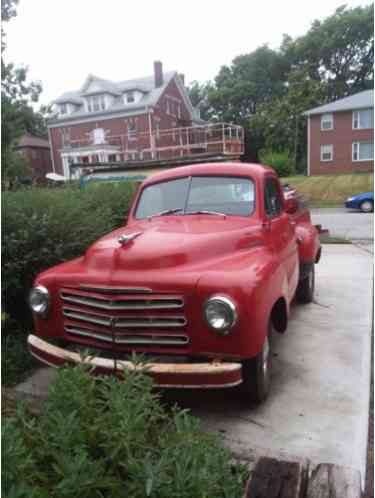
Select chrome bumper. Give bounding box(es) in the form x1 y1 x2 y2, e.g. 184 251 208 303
28 334 242 389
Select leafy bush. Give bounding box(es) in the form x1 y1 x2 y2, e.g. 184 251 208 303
2 182 136 323
2 316 38 386
3 366 246 497
258 149 295 177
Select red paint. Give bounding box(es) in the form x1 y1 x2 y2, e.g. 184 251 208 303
29 162 321 388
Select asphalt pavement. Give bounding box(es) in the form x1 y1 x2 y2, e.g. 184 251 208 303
311 207 373 241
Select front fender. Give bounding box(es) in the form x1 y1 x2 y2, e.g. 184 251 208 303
195 247 289 359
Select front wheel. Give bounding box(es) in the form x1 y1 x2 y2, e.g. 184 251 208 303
296 264 315 303
239 324 272 404
360 200 373 213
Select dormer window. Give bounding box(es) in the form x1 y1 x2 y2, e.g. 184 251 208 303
87 95 106 112
60 103 68 115
126 91 135 103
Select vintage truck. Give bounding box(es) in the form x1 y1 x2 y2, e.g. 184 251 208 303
28 162 321 404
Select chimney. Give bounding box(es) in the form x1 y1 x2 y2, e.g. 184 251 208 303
154 60 163 88
179 73 185 86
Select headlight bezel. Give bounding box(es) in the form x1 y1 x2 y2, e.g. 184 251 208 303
29 285 50 318
203 295 237 335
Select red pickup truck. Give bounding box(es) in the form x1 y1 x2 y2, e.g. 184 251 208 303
28 162 321 404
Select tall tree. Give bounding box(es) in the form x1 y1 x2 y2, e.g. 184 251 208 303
249 69 326 172
207 45 290 123
187 81 215 122
281 4 374 100
2 0 45 184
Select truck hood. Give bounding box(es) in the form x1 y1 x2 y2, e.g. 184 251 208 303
84 217 263 273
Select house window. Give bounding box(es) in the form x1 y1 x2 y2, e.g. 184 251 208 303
353 109 374 129
127 119 137 140
166 98 171 115
60 103 68 115
154 118 161 139
108 154 117 162
126 91 135 103
321 113 333 130
87 95 106 112
320 144 333 162
93 128 106 145
177 103 181 119
352 142 374 161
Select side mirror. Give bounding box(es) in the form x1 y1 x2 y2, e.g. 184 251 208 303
284 197 298 214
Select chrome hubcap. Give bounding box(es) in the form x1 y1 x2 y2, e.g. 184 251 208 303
262 336 270 375
362 201 372 212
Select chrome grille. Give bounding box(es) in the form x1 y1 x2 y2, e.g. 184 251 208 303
63 308 187 328
60 287 188 348
65 326 189 346
60 292 184 310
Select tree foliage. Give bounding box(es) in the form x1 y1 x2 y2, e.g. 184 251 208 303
206 46 290 123
281 4 374 100
1 0 46 184
188 4 373 170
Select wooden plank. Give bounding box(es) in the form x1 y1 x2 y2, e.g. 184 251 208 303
307 463 361 498
244 457 306 498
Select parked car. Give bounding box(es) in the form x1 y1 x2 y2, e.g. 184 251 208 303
28 162 321 404
345 192 374 213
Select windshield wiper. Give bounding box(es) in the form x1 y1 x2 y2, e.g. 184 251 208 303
147 208 183 220
186 210 226 218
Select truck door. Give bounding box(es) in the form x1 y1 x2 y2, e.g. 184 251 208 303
264 177 298 299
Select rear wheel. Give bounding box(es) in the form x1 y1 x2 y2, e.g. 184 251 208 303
360 200 373 213
296 264 315 303
239 323 272 404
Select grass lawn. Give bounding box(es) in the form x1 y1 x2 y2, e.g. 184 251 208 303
282 172 373 207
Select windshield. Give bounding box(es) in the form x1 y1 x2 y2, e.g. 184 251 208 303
135 176 255 219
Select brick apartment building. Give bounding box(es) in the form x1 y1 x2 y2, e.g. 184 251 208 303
305 89 374 176
16 134 53 180
47 61 243 178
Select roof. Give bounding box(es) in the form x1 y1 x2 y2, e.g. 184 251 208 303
16 134 50 149
304 90 374 116
142 162 273 186
50 71 195 125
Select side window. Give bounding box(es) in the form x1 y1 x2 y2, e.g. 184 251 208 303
264 178 283 217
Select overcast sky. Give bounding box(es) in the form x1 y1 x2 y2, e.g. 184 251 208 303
3 0 372 106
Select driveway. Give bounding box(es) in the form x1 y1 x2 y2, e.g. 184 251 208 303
163 244 373 486
311 207 373 241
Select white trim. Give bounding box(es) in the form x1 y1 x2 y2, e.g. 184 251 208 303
47 127 56 173
352 141 374 162
307 116 310 176
320 113 333 131
352 108 374 130
320 144 333 162
47 109 148 128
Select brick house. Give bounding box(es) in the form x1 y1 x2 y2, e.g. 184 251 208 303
305 90 374 176
47 61 243 178
16 134 53 180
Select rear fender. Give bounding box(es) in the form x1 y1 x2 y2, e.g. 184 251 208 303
295 223 321 264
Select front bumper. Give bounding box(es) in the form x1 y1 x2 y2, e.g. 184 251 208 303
28 335 242 389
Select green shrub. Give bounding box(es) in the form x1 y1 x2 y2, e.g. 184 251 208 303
3 366 247 497
2 182 136 323
259 149 295 177
2 318 38 386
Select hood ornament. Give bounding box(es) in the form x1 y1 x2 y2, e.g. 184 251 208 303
118 231 142 246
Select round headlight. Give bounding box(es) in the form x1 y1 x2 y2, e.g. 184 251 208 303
204 296 237 334
29 285 50 317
